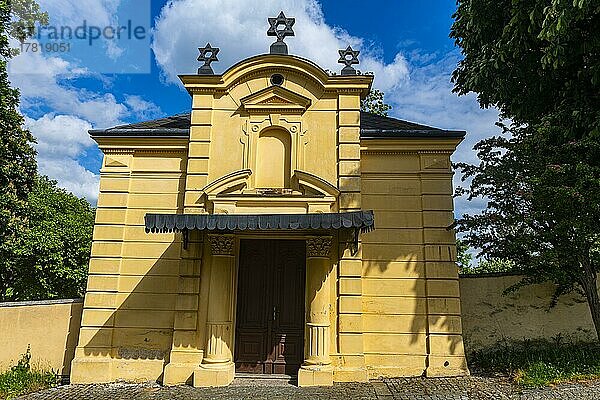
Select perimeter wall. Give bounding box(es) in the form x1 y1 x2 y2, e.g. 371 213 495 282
1 275 598 377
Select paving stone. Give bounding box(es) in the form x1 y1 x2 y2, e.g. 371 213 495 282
15 376 600 400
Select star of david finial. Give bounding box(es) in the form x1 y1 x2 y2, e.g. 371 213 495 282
267 11 295 55
197 43 219 75
338 46 360 76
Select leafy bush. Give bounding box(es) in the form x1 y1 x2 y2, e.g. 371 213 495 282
0 346 56 399
469 339 600 387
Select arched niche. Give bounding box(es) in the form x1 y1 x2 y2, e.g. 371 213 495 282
255 128 292 189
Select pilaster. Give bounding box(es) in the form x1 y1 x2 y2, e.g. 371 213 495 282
299 236 334 387
163 230 204 385
334 91 368 382
70 150 134 384
193 234 236 387
419 152 469 377
184 93 213 213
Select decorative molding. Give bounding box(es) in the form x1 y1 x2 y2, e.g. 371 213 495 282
306 236 332 258
102 149 135 155
229 67 325 94
133 149 187 155
208 234 235 256
241 86 311 114
202 169 252 196
188 88 227 96
104 157 128 167
294 170 340 197
362 150 453 155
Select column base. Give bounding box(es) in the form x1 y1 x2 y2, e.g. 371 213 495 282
193 362 235 387
298 365 334 387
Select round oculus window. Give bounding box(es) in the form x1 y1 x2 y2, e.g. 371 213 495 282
270 74 284 86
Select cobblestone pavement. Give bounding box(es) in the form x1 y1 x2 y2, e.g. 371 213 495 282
16 376 600 400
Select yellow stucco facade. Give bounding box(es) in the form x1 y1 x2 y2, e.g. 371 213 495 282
70 53 468 387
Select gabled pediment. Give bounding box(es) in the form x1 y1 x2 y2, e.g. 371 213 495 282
241 86 311 114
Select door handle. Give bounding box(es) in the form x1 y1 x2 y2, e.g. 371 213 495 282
272 306 277 321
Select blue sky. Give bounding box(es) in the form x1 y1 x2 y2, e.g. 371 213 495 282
8 0 496 216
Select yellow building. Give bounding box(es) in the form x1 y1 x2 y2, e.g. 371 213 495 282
70 18 468 387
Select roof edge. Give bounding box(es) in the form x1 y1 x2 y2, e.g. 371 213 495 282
360 129 466 139
89 128 190 138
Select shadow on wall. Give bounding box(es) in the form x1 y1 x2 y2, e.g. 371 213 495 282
80 239 192 382
64 302 83 374
460 273 598 353
358 156 465 372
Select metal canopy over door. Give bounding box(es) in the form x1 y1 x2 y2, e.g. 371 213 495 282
235 239 305 375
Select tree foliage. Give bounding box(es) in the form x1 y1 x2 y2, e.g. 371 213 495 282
0 1 90 301
361 88 392 116
456 239 473 272
451 0 600 337
0 0 44 300
1 176 95 301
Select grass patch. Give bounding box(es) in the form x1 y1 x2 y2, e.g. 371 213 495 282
0 346 57 399
469 339 600 387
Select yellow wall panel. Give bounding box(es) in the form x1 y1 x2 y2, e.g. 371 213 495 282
427 280 460 298
362 154 420 173
129 178 184 193
362 229 424 245
99 178 130 192
363 296 427 315
95 208 127 225
372 211 423 229
363 333 427 354
362 195 422 211
339 126 360 143
93 226 125 241
112 328 173 351
119 258 181 276
363 315 427 334
422 195 454 211
428 298 462 315
362 261 425 279
361 178 420 196
88 258 120 275
428 315 463 334
114 310 174 329
97 193 128 208
362 244 424 262
133 156 186 173
117 276 179 294
363 278 426 297
121 242 181 259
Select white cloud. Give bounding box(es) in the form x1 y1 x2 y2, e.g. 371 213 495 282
37 0 126 60
7 32 160 204
25 114 100 202
386 51 501 166
152 0 410 91
125 95 162 120
8 47 128 127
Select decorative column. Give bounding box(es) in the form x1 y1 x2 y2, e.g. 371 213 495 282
298 236 334 387
193 234 236 387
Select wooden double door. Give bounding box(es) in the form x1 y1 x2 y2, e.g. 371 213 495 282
234 239 306 375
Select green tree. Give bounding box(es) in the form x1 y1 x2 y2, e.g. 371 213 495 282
361 88 392 116
456 239 473 272
4 176 94 300
0 0 47 300
451 1 600 336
